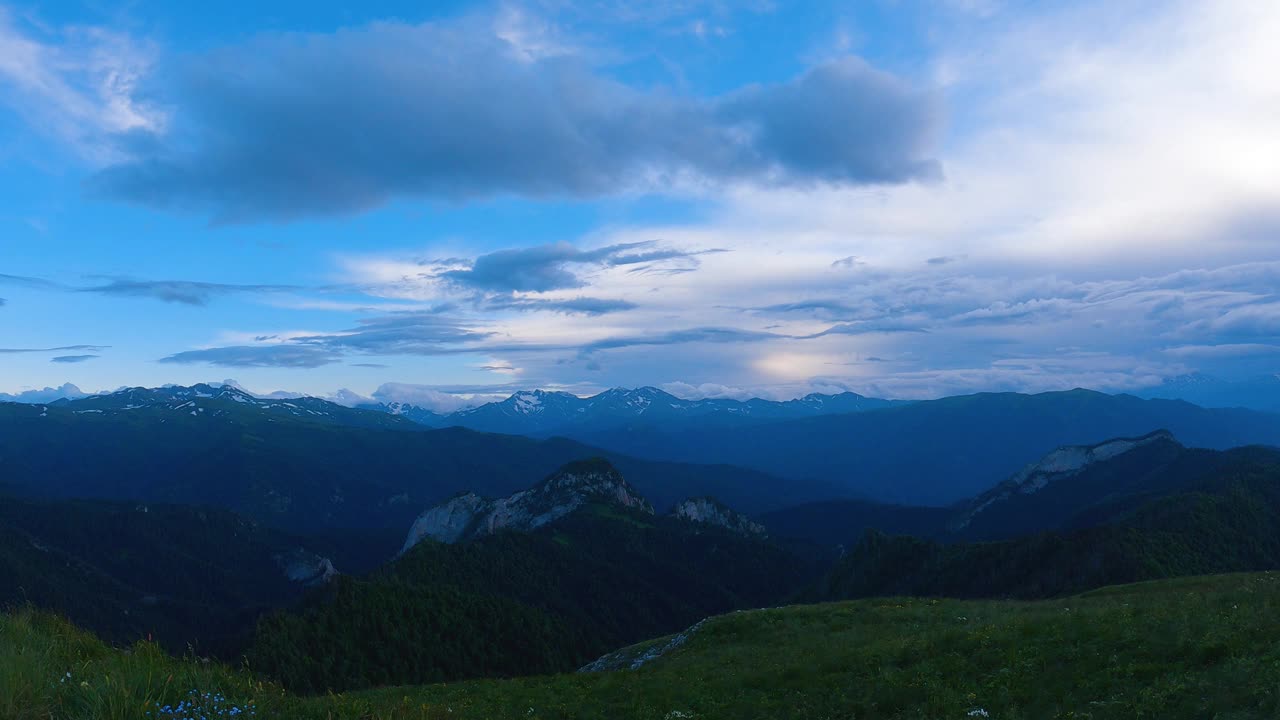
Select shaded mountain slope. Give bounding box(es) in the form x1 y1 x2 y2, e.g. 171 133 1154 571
569 389 1280 505
818 442 1280 600
0 496 362 655
0 399 820 533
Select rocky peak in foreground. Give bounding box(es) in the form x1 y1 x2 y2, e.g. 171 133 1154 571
400 458 653 553
671 497 767 537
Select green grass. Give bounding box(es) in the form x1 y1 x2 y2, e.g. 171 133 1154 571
6 572 1280 719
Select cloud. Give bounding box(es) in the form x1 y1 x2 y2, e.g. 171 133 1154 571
81 279 296 305
659 381 759 401
159 345 341 368
1163 344 1280 358
371 382 500 413
50 354 99 363
0 7 162 159
299 313 494 355
0 344 107 354
580 326 780 354
487 296 638 315
0 382 88 403
802 319 931 337
0 273 61 289
749 299 870 321
2 272 300 307
85 18 941 222
439 241 713 293
1197 302 1280 339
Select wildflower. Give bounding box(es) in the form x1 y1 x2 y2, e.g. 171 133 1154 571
967 709 990 718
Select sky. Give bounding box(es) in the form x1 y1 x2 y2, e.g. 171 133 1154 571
1 0 1278 409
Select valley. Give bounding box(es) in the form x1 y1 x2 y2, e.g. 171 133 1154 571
5 383 1280 717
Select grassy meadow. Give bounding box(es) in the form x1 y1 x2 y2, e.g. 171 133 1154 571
3 572 1279 720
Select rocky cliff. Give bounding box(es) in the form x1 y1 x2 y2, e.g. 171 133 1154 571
670 497 767 537
950 429 1178 530
400 458 653 553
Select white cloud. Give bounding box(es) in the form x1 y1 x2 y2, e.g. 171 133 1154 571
0 7 163 159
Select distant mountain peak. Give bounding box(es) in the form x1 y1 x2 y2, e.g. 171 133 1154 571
400 458 653 552
670 497 766 537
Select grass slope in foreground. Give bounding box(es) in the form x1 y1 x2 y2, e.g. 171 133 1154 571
4 572 1280 720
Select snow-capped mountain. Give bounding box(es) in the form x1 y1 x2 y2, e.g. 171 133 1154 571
48 383 417 430
367 400 449 427
449 389 588 433
4 382 903 436
366 386 905 436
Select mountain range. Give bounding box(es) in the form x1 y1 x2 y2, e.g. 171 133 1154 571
0 385 829 532
8 383 1280 515
362 385 905 434
562 389 1280 505
8 372 1280 698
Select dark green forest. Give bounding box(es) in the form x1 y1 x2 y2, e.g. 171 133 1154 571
250 504 815 692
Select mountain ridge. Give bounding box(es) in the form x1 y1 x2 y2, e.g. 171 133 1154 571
359 385 905 434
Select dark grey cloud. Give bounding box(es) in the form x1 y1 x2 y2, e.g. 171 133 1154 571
160 345 341 368
81 279 296 305
441 241 710 293
715 58 941 185
50 354 99 363
86 20 942 223
927 255 964 265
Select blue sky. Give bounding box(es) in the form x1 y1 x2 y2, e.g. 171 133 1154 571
2 0 1279 408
